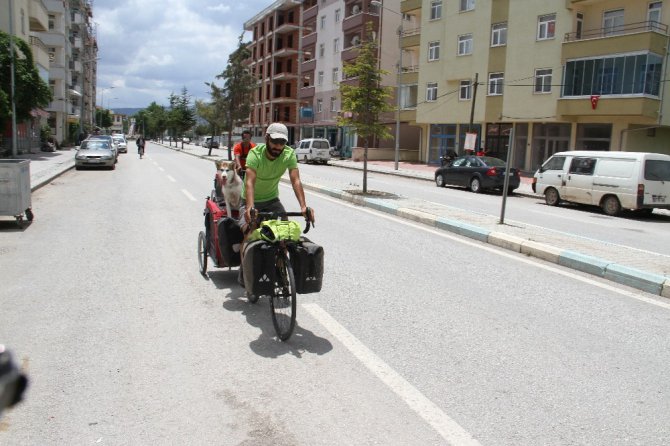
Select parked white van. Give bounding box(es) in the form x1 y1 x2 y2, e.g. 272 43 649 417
295 138 331 164
533 151 670 216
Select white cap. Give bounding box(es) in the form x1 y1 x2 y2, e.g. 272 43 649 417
266 122 288 140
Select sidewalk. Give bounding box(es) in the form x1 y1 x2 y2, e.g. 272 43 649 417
16 142 670 297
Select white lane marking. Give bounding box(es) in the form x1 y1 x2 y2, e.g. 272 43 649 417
167 175 176 182
308 189 670 310
153 161 159 166
181 189 196 201
303 303 482 446
158 167 165 172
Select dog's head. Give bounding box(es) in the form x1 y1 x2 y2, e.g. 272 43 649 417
215 160 228 172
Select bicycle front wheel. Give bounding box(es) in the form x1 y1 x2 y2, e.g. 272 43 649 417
270 250 297 341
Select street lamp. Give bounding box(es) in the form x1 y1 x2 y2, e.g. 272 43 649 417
97 86 115 129
371 0 402 170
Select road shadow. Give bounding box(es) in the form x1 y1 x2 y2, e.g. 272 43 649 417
221 290 333 359
0 219 31 231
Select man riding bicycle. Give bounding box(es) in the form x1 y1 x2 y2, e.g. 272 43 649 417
238 122 315 285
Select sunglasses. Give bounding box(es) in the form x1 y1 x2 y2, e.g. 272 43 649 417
270 138 287 146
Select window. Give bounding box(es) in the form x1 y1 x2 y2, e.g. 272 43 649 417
491 22 507 46
331 97 337 112
332 67 339 82
488 73 504 95
428 41 440 61
569 158 597 176
320 15 326 29
458 34 473 55
334 38 340 53
603 9 624 36
318 71 324 86
563 53 663 97
48 14 55 30
317 99 323 113
335 9 341 22
537 14 556 40
400 84 418 109
460 0 475 12
649 2 662 25
576 12 583 39
542 156 567 171
430 0 442 20
460 80 472 100
426 82 438 101
535 68 552 93
319 43 325 58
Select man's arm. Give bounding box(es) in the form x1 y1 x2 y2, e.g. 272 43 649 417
243 167 257 227
288 168 315 222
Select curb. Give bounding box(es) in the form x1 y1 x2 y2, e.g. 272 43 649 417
31 158 75 192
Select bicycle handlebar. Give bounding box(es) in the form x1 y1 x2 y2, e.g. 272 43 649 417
250 207 314 234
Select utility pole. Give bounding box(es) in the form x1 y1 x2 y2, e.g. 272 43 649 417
468 73 479 133
9 0 18 157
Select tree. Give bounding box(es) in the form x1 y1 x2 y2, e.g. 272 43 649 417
167 87 196 148
95 108 112 129
200 82 230 156
0 31 52 132
337 23 394 193
215 34 256 159
134 102 167 139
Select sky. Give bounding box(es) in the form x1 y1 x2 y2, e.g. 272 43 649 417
94 0 272 110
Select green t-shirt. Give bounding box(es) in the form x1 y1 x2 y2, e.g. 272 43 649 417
242 144 298 202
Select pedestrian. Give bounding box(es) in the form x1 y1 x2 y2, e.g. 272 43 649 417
233 130 255 177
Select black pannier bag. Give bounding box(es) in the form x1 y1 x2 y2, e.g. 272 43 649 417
290 238 324 294
242 240 276 296
217 217 244 267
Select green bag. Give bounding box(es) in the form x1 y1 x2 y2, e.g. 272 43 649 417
248 220 302 243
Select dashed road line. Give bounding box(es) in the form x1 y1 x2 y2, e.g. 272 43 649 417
167 175 176 182
181 189 196 201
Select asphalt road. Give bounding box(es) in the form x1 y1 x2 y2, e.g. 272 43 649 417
295 162 670 257
1 143 669 445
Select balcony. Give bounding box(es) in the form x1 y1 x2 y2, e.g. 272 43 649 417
303 4 318 22
401 0 421 13
564 21 668 59
400 28 421 48
301 58 316 73
302 32 317 48
274 46 299 57
299 86 315 99
274 21 301 35
29 0 49 32
557 96 659 120
343 11 379 33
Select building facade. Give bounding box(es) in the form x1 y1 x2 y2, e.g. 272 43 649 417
34 0 97 145
243 0 418 156
404 0 670 169
1 0 51 153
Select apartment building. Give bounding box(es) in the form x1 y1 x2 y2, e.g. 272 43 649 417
1 0 51 153
32 0 97 145
404 0 670 169
243 0 416 156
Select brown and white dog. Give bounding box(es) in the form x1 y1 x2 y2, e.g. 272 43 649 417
215 160 243 217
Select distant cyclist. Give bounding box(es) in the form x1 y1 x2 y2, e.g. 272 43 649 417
237 122 315 285
136 135 146 159
233 130 255 177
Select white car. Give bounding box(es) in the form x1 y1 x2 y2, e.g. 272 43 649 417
295 138 331 164
112 134 127 153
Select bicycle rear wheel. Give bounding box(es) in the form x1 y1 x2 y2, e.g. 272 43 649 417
197 231 208 276
270 250 297 341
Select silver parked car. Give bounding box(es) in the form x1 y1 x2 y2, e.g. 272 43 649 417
88 134 119 161
75 139 116 170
